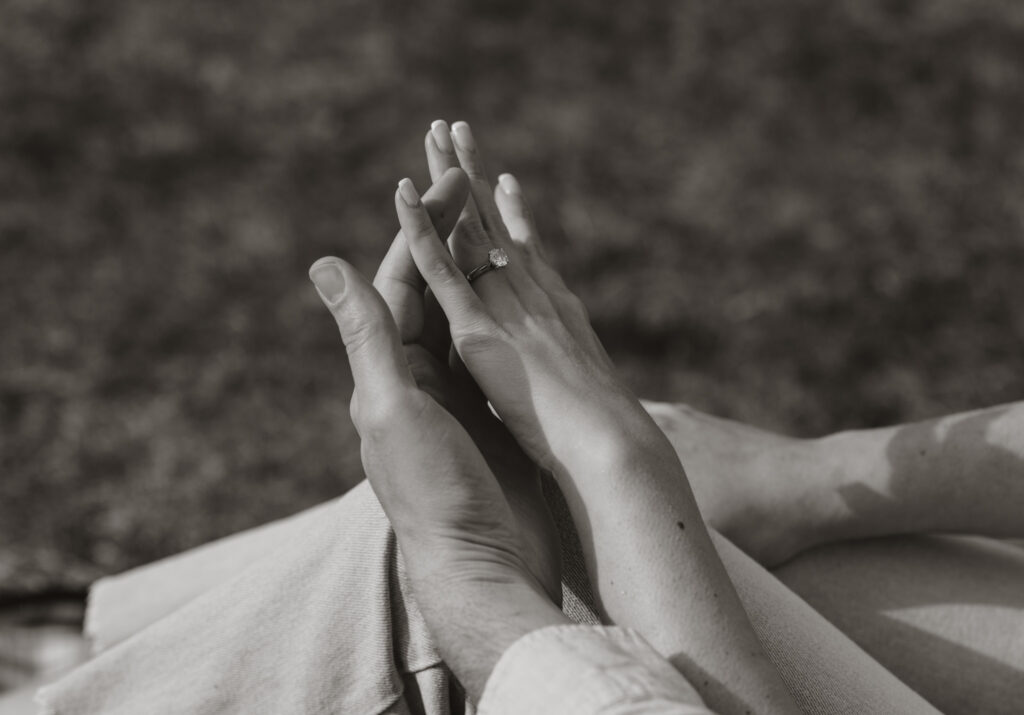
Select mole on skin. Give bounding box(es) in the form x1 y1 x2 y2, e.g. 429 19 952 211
676 520 685 530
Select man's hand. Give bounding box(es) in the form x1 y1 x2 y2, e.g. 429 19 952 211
369 166 561 604
308 168 566 701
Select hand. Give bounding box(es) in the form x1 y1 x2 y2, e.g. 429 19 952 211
308 168 565 700
410 123 802 715
370 164 562 603
402 121 677 483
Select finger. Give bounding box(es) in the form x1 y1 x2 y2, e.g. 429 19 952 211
495 173 547 260
309 257 414 400
450 121 514 250
421 287 453 361
495 172 574 297
447 122 550 309
448 205 515 292
394 177 495 335
425 121 517 349
425 120 488 231
427 121 504 291
373 167 469 343
425 119 460 181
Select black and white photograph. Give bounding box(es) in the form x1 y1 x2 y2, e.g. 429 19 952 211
2 1 1023 713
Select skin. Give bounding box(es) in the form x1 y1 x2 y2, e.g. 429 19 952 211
367 166 562 603
644 401 827 567
786 402 1024 551
309 168 566 703
311 121 1024 710
394 121 801 714
647 399 1024 567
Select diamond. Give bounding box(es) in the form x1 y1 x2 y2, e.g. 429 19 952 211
488 248 509 268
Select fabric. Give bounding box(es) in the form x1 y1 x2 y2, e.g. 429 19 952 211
39 483 432 714
772 536 1024 715
38 476 1015 714
477 625 713 714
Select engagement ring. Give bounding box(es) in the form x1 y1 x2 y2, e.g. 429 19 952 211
465 248 509 283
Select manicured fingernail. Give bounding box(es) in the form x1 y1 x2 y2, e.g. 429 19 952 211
430 120 455 155
451 121 476 153
397 178 421 207
498 173 521 195
309 260 346 304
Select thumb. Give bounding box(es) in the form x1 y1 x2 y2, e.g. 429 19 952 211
309 257 414 403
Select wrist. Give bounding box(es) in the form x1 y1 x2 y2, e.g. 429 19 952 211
551 405 684 486
414 573 570 703
779 431 882 553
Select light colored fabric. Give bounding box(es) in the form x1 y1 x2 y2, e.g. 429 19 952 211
478 625 714 715
711 534 940 714
39 483 440 714
84 500 337 654
38 479 947 714
774 535 1024 715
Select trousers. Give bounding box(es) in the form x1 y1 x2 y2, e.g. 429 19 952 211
37 477 1024 714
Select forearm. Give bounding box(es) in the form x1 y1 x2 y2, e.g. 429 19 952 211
552 409 800 715
808 401 1024 542
412 573 570 702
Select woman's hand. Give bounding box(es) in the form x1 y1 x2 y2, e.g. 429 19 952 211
410 123 802 714
406 121 677 483
369 165 562 604
308 169 566 701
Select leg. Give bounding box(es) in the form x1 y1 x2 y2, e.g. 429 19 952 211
775 535 1024 715
86 499 338 653
37 471 941 715
38 482 456 715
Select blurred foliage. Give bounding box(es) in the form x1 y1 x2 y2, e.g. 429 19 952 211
2 0 1024 592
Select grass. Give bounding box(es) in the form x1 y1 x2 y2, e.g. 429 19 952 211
3 0 1024 593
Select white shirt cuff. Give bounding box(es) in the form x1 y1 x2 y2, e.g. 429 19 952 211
477 624 716 715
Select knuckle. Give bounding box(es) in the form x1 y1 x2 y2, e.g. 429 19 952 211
482 208 508 237
406 212 437 241
340 313 381 356
354 389 419 441
455 215 488 246
517 242 540 265
553 292 589 324
428 253 462 286
568 295 590 321
544 268 571 294
452 320 501 354
349 391 361 425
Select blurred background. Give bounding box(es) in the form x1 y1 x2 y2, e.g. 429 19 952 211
3 0 1024 600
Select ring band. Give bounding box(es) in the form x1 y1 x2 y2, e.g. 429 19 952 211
465 248 510 283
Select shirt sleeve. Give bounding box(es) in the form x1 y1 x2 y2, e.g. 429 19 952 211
476 624 717 715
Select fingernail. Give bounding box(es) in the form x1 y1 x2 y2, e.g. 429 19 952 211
498 173 521 195
451 121 476 154
430 119 455 155
397 178 421 208
309 260 346 304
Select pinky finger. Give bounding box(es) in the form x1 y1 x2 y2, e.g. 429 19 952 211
495 173 547 260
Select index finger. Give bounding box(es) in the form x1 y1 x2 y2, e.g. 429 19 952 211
372 167 469 343
394 178 495 337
